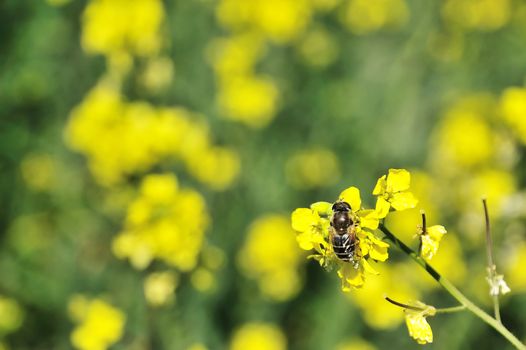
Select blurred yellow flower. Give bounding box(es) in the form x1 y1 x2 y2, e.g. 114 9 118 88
139 56 174 92
0 296 24 336
404 302 435 345
419 225 447 261
217 0 312 43
82 0 164 57
442 0 511 31
191 268 216 292
217 75 279 128
373 169 418 218
500 87 526 145
506 242 526 292
66 82 239 189
113 173 209 271
285 147 341 189
69 296 125 350
230 322 287 350
431 98 495 170
296 27 339 68
238 215 304 301
347 263 419 329
20 153 57 192
340 0 409 34
144 271 178 307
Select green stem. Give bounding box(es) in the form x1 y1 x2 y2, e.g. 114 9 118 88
379 224 525 350
435 305 466 314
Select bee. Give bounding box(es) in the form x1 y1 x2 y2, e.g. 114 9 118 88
330 201 360 268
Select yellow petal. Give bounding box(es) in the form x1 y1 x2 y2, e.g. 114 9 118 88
375 196 391 218
387 169 411 192
372 175 387 195
362 259 379 275
296 231 315 250
420 225 446 260
390 192 418 211
291 208 318 232
358 209 379 230
405 312 433 344
338 263 364 291
310 201 332 216
339 186 361 211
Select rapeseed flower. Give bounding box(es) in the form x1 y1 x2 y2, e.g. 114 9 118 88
373 169 418 218
112 173 209 271
404 302 435 344
419 225 447 261
230 322 286 350
69 296 125 350
238 215 304 301
144 271 178 307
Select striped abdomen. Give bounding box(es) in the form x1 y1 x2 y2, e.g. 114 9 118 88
332 233 358 262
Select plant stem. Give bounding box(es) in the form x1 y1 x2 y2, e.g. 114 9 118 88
483 198 502 323
435 305 466 314
379 223 526 350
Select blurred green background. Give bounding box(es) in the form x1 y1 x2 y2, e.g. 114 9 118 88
1 0 526 349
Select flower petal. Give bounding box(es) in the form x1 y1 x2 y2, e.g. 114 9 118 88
372 175 387 195
310 201 332 216
362 259 379 275
405 312 433 344
390 192 418 211
387 169 411 192
291 208 318 232
358 209 379 230
338 263 364 290
339 186 361 211
375 196 391 218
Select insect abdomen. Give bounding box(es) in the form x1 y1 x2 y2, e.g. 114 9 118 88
332 233 357 262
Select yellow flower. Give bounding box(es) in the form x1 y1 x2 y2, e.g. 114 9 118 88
442 0 510 31
238 215 304 301
419 225 447 261
500 87 526 145
230 322 286 350
69 296 125 350
291 185 390 290
373 169 418 218
144 271 178 307
404 301 436 345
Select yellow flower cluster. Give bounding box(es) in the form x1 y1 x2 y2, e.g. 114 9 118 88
442 0 511 31
82 0 164 58
339 0 409 35
291 169 418 290
65 82 240 190
229 322 287 350
211 0 342 127
238 215 304 301
112 173 209 271
430 94 517 221
69 296 125 350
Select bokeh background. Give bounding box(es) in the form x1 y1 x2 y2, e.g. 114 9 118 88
1 0 526 349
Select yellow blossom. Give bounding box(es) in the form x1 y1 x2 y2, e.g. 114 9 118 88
144 271 178 307
291 185 390 290
69 296 125 350
373 169 418 218
442 0 511 31
419 225 447 261
82 0 164 57
340 0 409 35
112 173 209 271
500 87 526 145
238 215 304 301
285 147 341 189
139 56 174 92
230 322 286 350
217 75 279 128
403 301 436 344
